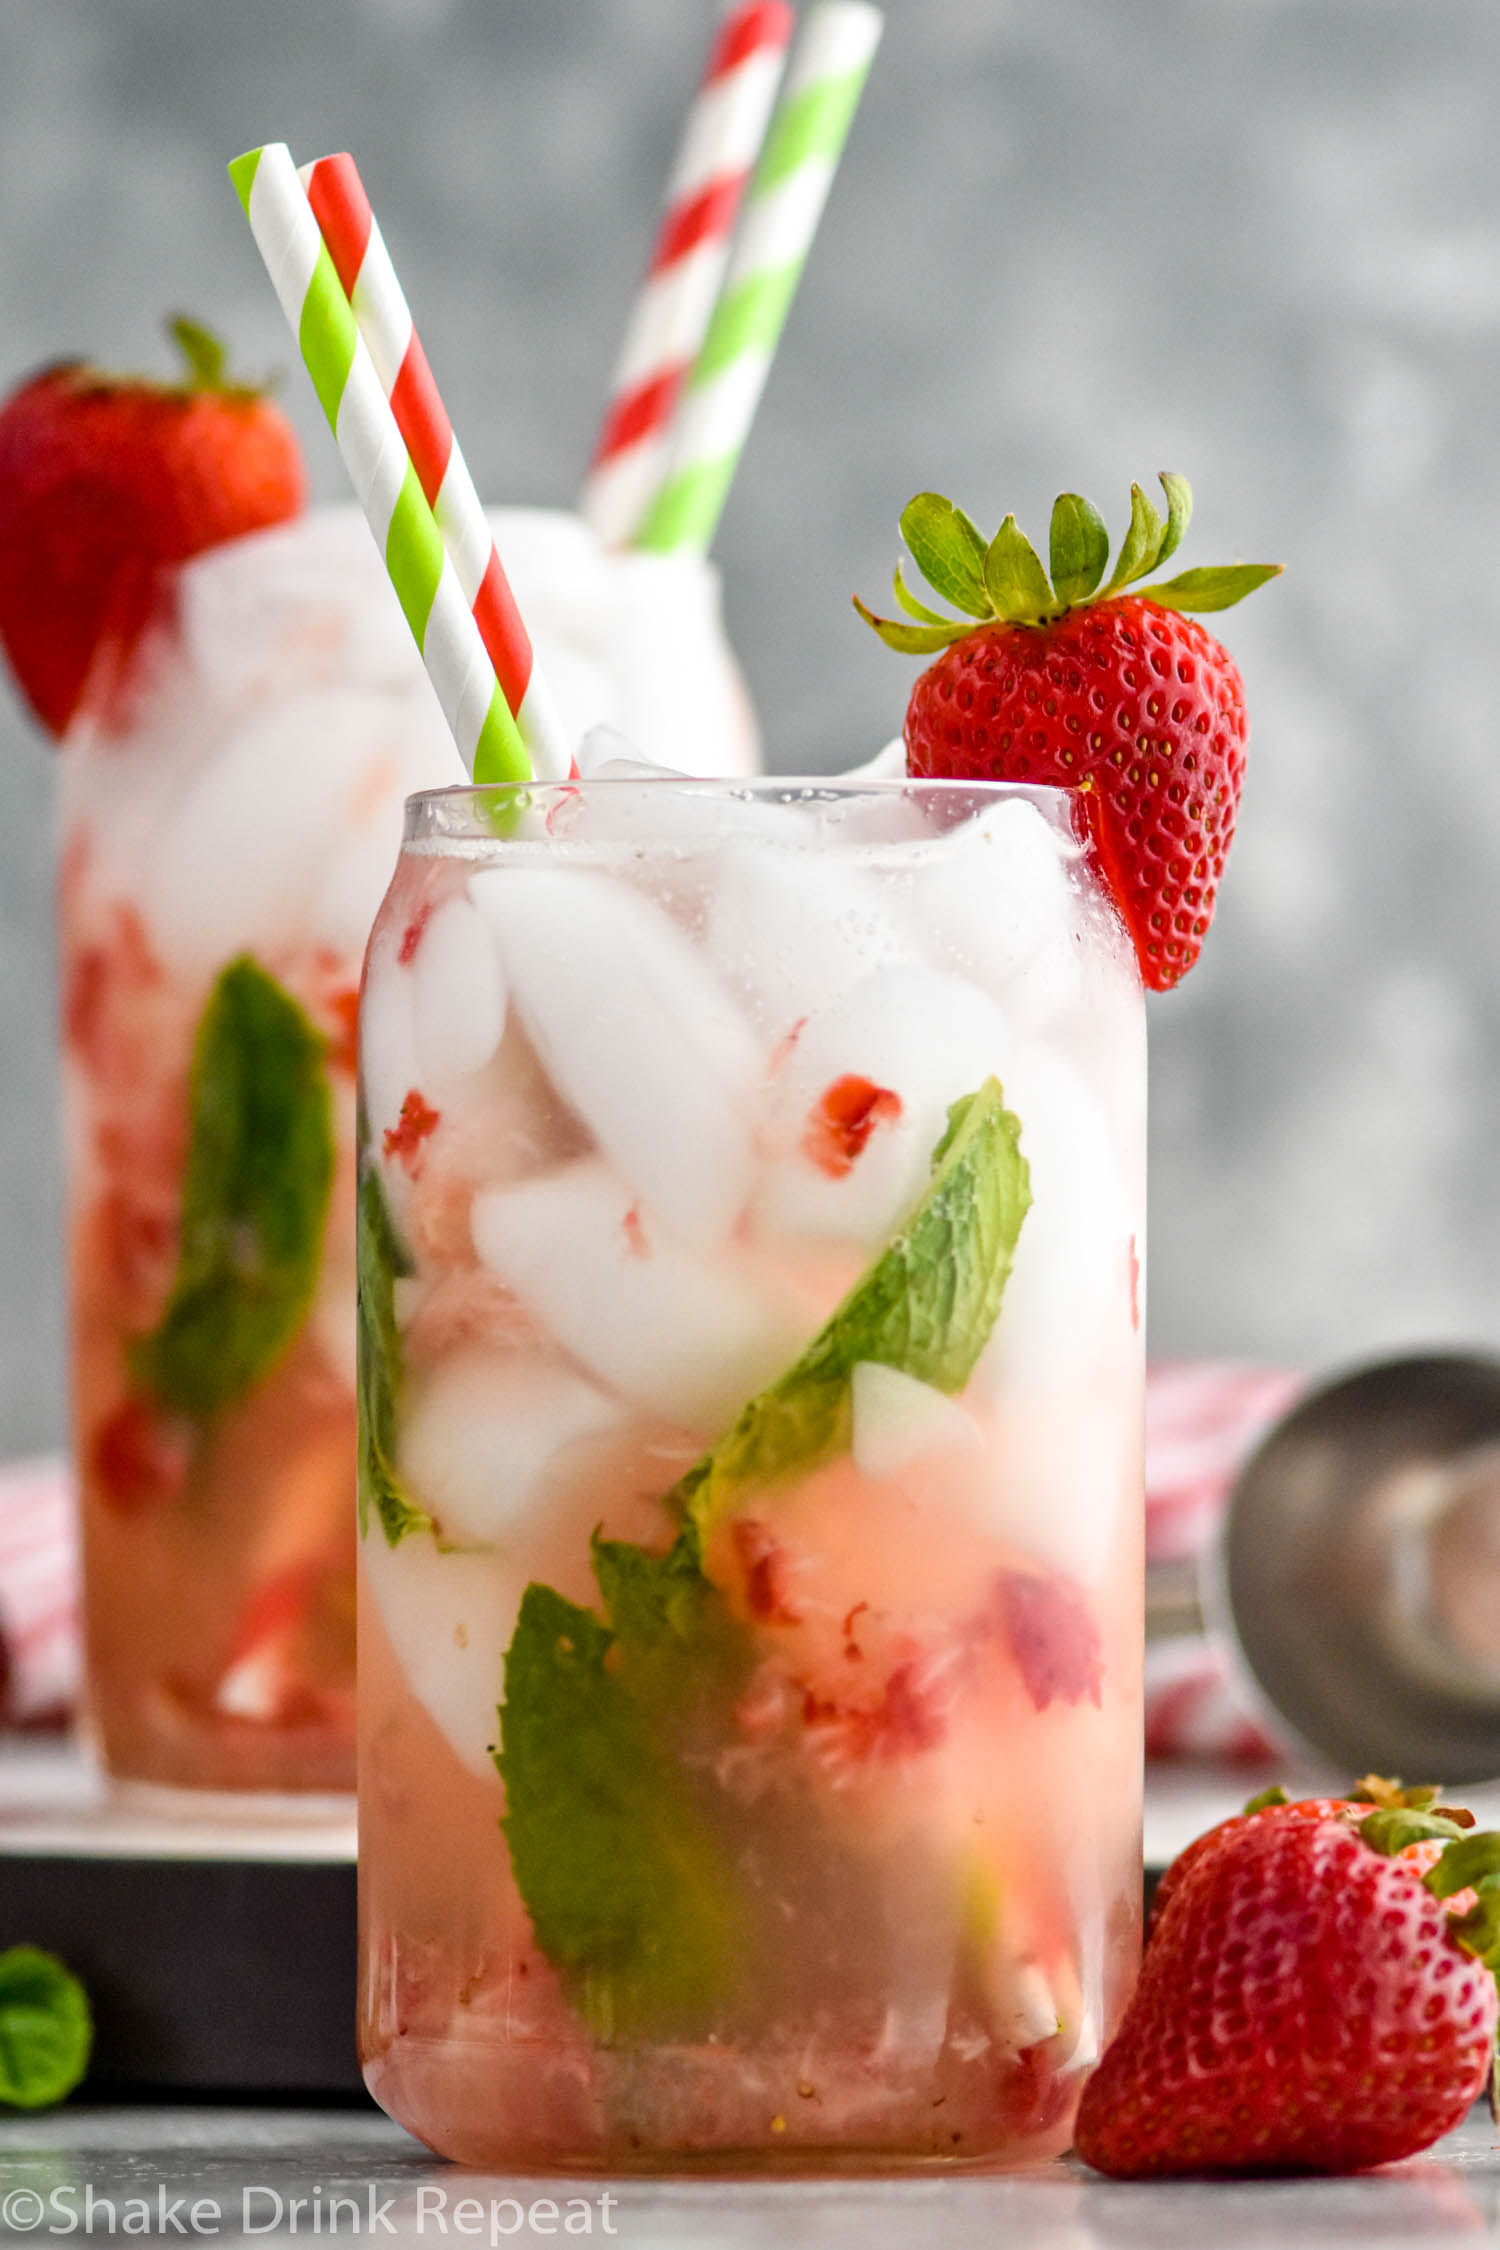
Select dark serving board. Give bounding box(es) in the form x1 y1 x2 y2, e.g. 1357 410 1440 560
0 1744 363 2098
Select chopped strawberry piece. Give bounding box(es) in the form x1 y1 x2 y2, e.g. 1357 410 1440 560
993 1568 1102 1711
383 1088 441 1176
92 1395 191 1514
397 900 434 966
730 1518 802 1624
768 1016 808 1075
802 1652 954 1773
802 1074 902 1178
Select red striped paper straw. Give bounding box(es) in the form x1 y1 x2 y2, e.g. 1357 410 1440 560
579 0 794 549
301 152 573 782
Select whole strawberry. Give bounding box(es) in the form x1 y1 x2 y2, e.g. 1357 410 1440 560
1076 1796 1500 2177
0 316 305 736
856 476 1278 991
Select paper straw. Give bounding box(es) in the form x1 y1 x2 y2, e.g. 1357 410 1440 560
635 0 882 556
300 151 572 783
579 0 794 549
228 142 530 787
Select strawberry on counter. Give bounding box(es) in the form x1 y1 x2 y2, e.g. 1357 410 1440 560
0 316 304 736
1075 1782 1500 2176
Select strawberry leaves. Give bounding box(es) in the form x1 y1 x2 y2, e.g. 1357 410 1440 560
857 471 1280 648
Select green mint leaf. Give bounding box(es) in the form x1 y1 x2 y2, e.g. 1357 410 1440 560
675 1079 1031 1546
497 1567 751 2043
851 594 971 655
132 956 334 1420
982 515 1055 623
1154 472 1193 569
1048 492 1110 604
891 559 961 629
1102 482 1166 594
1134 561 1282 613
357 1161 433 1547
0 1949 92 2109
498 1088 1029 2041
898 493 993 620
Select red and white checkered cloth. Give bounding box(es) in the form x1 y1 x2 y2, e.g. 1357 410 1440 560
0 1364 1303 1753
0 1454 82 1726
1144 1360 1306 1763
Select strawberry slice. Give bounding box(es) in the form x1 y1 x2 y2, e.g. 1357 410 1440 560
856 476 1279 990
0 316 305 737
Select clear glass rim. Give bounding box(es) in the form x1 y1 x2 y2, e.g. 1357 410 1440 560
402 775 1075 843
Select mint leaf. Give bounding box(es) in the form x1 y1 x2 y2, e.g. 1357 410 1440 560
357 1161 433 1546
1048 492 1110 604
899 493 993 619
0 1949 92 2109
497 1083 1029 2042
498 1562 751 2042
674 1078 1030 1545
132 956 334 1419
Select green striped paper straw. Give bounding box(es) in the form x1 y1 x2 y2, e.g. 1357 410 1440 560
635 0 882 556
228 142 529 787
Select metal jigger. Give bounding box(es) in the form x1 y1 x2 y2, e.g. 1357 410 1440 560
1217 1354 1500 1782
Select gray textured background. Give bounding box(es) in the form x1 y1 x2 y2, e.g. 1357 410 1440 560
3 0 1500 1454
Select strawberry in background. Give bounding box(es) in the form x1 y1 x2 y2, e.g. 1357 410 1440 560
0 315 304 736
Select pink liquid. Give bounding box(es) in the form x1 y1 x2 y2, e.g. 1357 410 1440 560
358 781 1145 2167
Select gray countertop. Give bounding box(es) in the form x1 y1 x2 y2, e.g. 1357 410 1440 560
0 2104 1495 2248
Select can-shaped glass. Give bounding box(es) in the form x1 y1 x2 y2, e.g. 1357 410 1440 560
357 778 1146 2169
59 509 757 1800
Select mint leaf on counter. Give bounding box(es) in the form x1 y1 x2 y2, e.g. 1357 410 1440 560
496 1080 1030 2040
132 956 334 1420
673 1077 1031 1545
357 1162 432 1546
0 1949 92 2109
498 1553 751 2043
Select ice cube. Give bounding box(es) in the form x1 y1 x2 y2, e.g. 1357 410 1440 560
754 965 1013 1248
361 1526 518 1777
145 684 452 983
900 795 1086 1025
850 1361 984 1482
704 840 905 1039
399 1345 621 1547
572 726 678 781
358 951 420 1161
471 1158 807 1435
410 896 508 1088
979 1038 1134 1392
469 865 761 1247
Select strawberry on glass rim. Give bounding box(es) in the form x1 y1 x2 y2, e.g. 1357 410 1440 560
856 474 1279 991
0 315 305 738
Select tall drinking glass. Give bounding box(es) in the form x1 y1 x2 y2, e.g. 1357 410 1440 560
61 510 755 1798
357 778 1146 2167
